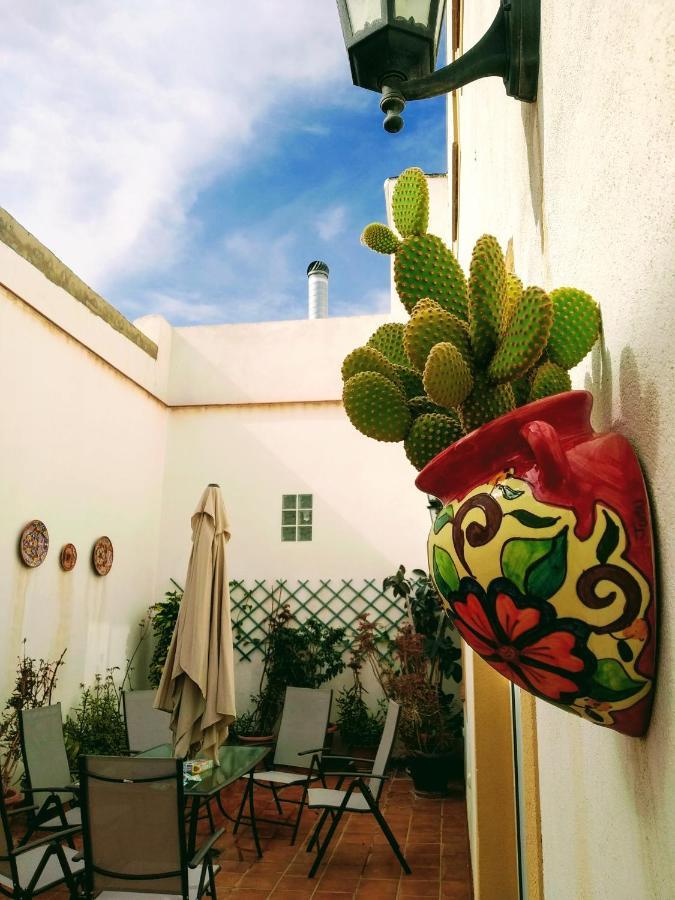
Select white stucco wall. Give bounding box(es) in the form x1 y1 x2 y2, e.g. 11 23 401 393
455 3 674 898
0 261 168 710
0 229 430 725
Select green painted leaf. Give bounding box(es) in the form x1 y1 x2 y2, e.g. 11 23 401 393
617 639 633 662
433 545 460 597
525 527 568 600
502 538 554 594
588 659 645 702
506 509 560 529
433 503 455 534
596 510 620 564
498 484 524 501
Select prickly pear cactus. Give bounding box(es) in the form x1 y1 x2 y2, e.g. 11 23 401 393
343 372 410 443
343 167 601 470
405 412 463 471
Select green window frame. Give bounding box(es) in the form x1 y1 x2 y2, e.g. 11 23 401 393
281 494 313 541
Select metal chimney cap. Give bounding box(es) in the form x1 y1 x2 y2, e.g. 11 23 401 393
307 260 329 277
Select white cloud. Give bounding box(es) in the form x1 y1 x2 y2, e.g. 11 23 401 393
136 292 222 326
316 205 347 241
0 2 347 290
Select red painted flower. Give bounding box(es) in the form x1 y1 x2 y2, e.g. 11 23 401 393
451 578 595 702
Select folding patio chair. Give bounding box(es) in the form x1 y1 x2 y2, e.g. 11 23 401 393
18 704 80 844
304 699 411 878
122 690 173 753
233 686 332 846
78 755 222 900
0 788 83 900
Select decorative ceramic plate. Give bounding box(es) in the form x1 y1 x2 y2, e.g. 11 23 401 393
92 536 113 575
20 520 49 567
60 543 77 572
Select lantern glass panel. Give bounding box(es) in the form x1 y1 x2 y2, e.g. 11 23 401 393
344 0 385 36
394 0 432 29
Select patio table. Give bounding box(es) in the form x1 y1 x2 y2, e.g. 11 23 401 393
139 742 271 857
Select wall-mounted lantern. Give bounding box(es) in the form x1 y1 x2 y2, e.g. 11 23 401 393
336 0 540 132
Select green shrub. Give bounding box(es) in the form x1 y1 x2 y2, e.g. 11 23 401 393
63 670 128 771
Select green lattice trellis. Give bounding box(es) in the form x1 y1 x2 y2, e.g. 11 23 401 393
230 579 407 661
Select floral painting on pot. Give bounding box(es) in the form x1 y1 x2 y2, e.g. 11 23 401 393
341 166 657 736
417 391 656 737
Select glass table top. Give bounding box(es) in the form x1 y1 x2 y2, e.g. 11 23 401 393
139 742 270 796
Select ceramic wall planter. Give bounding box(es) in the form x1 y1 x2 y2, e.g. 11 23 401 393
416 391 656 737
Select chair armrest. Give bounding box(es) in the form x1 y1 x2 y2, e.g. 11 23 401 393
332 756 377 766
6 804 39 817
12 826 81 856
189 828 225 868
29 785 79 795
317 772 387 781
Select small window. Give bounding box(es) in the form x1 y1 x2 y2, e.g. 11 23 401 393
281 494 313 541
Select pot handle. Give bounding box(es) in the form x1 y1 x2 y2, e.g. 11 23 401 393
520 420 571 490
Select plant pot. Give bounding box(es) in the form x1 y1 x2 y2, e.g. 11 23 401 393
417 391 656 737
406 751 462 797
236 734 274 745
3 787 23 808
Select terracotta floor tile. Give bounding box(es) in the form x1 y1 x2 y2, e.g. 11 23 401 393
316 871 362 891
237 869 281 890
355 878 400 899
270 874 316 897
441 881 473 899
312 892 356 900
398 878 440 898
227 890 271 899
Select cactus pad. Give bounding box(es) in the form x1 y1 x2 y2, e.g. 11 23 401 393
404 300 471 372
343 372 411 443
394 234 468 319
393 365 425 400
408 396 449 419
367 322 409 367
469 235 507 364
341 346 402 391
547 287 601 369
460 375 515 433
502 273 523 337
391 167 429 238
512 371 534 407
404 412 464 471
529 361 572 401
488 286 552 384
423 342 474 410
361 223 400 255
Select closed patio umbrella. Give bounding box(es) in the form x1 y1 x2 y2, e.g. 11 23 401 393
155 483 236 762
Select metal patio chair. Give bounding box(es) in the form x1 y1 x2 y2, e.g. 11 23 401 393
305 699 411 878
233 686 332 847
78 755 221 900
18 704 80 844
0 789 83 900
122 690 173 753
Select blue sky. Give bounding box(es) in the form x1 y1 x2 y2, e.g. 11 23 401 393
1 3 446 326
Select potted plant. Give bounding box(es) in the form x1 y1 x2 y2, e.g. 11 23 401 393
341 168 657 737
233 592 347 741
0 643 66 805
378 566 463 795
335 635 386 758
148 581 183 688
63 669 129 771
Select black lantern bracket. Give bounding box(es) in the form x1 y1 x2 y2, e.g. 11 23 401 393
380 0 540 132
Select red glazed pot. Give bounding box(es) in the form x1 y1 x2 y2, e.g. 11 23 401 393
416 391 656 737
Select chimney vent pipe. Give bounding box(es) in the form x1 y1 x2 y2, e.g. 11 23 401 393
307 260 329 319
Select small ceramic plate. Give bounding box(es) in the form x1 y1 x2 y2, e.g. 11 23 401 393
92 536 113 575
20 520 49 567
60 543 77 572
